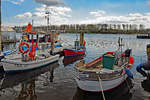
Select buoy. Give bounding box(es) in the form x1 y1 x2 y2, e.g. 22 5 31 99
19 42 30 54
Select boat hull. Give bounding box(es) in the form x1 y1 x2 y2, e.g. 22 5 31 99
75 75 127 92
64 48 86 57
2 55 59 73
137 35 150 39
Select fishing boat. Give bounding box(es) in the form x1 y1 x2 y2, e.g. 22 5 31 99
2 53 59 73
64 47 86 57
137 34 150 39
64 32 86 57
1 23 60 73
74 50 134 92
74 38 134 92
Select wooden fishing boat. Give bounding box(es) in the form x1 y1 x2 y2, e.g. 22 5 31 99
2 53 59 73
1 23 60 73
74 50 134 92
64 46 86 57
64 32 86 57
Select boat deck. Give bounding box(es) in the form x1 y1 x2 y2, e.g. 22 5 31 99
75 60 122 73
4 52 55 63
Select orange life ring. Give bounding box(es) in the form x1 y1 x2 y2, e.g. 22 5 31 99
19 42 30 54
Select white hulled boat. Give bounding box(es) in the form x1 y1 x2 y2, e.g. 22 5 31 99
1 23 60 73
74 50 134 92
2 53 59 73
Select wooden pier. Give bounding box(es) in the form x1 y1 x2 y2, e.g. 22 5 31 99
2 40 16 44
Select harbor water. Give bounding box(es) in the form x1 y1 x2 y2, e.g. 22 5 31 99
0 33 149 100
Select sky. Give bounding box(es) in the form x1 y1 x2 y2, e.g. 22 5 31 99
2 0 150 28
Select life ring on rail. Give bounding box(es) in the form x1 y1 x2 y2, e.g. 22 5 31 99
19 42 30 54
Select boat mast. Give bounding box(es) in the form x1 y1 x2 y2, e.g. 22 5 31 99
45 11 50 33
45 10 54 55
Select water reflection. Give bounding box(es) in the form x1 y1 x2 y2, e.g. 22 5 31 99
17 79 37 100
0 62 59 100
141 79 150 92
73 77 133 100
0 33 149 100
63 55 85 66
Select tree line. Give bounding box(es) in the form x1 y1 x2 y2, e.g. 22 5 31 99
14 24 150 34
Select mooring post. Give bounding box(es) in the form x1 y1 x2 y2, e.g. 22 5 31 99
147 44 150 75
80 32 84 46
50 31 54 55
50 68 54 82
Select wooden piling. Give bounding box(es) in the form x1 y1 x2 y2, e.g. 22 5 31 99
51 31 55 55
147 44 150 60
80 32 84 46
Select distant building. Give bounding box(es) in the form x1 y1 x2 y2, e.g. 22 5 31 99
1 26 14 32
131 24 138 30
117 24 121 30
1 26 16 42
139 24 145 30
96 24 102 30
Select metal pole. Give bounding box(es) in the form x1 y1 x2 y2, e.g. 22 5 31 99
46 11 50 33
47 14 49 32
0 0 2 52
32 19 34 31
32 19 34 26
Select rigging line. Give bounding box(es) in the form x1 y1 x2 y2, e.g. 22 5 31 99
125 77 131 91
98 75 106 100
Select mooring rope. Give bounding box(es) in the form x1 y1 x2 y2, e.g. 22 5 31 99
98 76 106 100
124 75 131 90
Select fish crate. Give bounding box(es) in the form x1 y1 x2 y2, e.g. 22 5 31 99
102 54 115 70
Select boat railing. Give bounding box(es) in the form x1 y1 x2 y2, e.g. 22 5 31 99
2 54 59 65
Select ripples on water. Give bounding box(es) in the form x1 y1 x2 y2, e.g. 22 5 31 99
0 33 150 100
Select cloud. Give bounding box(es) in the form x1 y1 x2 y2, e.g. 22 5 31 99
128 13 143 17
34 0 65 6
6 0 24 5
34 5 72 17
80 16 129 24
15 12 32 18
14 5 72 25
145 12 150 16
10 7 150 28
15 5 72 18
79 11 150 28
89 10 106 17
